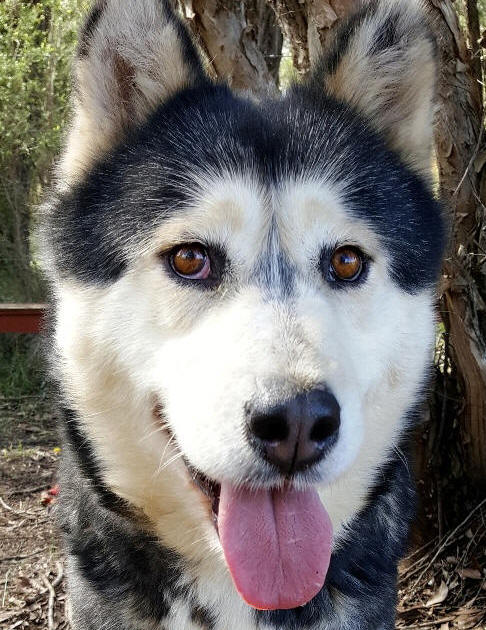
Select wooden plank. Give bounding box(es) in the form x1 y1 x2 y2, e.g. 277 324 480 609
0 304 47 334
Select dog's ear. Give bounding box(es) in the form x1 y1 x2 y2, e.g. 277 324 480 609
311 0 437 177
59 0 205 183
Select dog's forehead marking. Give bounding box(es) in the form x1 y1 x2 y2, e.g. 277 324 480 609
148 172 268 260
147 171 384 272
276 178 383 264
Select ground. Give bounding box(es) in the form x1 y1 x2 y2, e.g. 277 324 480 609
0 395 485 630
0 396 66 629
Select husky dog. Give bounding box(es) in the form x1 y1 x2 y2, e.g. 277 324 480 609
39 0 445 628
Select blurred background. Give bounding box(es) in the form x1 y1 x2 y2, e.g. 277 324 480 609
0 1 485 628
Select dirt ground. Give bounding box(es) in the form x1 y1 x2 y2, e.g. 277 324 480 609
1 395 485 630
0 396 66 629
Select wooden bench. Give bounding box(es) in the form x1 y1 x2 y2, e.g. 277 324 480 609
0 304 47 334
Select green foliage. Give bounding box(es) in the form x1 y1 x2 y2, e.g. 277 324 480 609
0 0 82 399
0 334 46 397
479 1 486 23
0 0 82 302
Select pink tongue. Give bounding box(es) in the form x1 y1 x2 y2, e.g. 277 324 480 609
218 483 333 611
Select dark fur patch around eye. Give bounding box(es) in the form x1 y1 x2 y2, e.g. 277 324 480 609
44 84 445 293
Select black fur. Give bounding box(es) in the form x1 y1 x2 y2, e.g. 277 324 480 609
257 450 415 629
315 5 371 78
77 0 107 58
60 406 131 513
252 224 296 299
45 84 444 293
57 440 188 629
313 0 437 81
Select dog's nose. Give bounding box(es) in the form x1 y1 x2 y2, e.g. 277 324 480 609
247 388 340 474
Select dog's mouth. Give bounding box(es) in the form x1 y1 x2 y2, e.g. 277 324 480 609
153 403 222 524
188 465 221 527
153 404 333 612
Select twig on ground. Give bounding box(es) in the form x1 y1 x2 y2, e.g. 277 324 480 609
42 561 63 630
2 569 10 608
411 497 486 591
8 486 48 497
0 496 39 520
52 562 64 589
42 575 56 630
402 538 436 563
0 548 48 562
0 497 16 513
400 616 456 628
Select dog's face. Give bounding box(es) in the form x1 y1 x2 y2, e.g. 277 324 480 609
42 0 444 612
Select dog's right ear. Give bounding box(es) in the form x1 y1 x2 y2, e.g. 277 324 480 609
310 0 437 178
59 0 205 183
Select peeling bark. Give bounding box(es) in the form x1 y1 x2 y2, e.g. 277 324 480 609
180 0 282 94
265 0 310 73
428 0 486 479
265 0 353 73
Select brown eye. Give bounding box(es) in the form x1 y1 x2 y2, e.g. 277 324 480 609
170 244 210 279
330 246 363 281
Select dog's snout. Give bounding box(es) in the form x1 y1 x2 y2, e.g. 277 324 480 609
247 388 340 474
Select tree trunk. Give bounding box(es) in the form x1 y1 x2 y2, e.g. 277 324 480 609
180 0 283 94
427 0 486 480
465 0 483 96
265 0 354 74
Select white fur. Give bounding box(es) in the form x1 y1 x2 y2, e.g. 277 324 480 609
54 175 435 626
47 0 439 624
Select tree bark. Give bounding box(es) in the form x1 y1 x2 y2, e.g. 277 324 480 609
427 0 486 479
265 0 310 73
180 0 282 94
265 0 354 74
465 0 483 97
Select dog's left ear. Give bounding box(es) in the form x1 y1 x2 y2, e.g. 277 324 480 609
311 0 437 177
59 0 206 183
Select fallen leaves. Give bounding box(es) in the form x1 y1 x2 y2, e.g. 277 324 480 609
397 497 486 629
426 581 450 607
456 568 482 580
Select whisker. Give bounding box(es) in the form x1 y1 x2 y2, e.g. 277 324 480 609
156 450 184 476
139 423 167 444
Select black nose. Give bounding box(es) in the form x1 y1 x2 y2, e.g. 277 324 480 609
247 388 340 474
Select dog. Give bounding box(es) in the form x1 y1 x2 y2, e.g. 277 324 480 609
39 0 445 627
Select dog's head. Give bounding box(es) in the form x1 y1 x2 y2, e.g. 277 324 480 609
41 0 445 611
